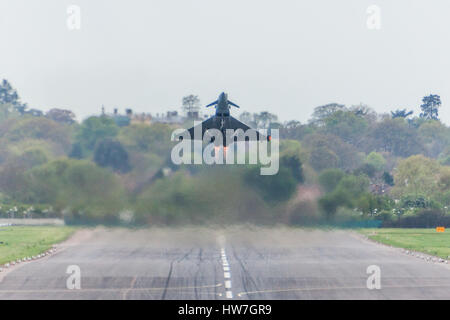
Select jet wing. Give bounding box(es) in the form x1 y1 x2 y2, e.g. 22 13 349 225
185 116 218 140
227 116 268 141
182 116 270 142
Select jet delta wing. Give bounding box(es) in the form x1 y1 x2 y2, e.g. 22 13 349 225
184 92 270 146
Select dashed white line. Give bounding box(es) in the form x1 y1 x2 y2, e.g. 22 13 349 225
220 247 233 299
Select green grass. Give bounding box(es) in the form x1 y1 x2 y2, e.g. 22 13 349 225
358 228 450 259
0 226 77 265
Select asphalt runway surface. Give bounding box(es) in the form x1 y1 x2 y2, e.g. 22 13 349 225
0 226 449 299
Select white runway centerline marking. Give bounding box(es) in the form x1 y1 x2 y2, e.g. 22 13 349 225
220 247 233 299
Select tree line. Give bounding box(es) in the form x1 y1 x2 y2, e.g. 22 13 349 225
0 79 448 227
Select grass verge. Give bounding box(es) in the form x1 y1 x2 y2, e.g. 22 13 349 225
358 228 450 260
0 226 77 265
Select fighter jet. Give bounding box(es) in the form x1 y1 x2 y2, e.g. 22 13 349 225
182 92 271 146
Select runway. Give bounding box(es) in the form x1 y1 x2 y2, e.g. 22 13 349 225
0 226 449 300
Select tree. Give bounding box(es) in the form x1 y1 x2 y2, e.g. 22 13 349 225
310 103 346 125
255 111 278 129
2 117 72 153
391 155 440 198
369 118 422 157
354 163 376 178
322 110 368 144
318 169 345 193
318 174 370 220
118 123 173 156
245 166 297 203
77 116 119 150
365 152 386 172
350 103 376 120
237 112 255 127
418 120 450 158
45 109 76 124
420 94 441 120
391 109 413 118
306 134 363 171
280 121 315 141
383 171 394 186
280 153 304 183
182 95 200 116
94 139 130 173
24 159 126 224
0 79 27 114
309 146 339 172
69 142 84 159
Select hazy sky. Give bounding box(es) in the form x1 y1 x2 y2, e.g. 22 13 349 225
1 0 449 123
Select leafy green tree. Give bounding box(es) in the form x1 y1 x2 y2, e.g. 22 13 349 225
255 111 278 129
245 166 297 203
2 117 72 154
420 94 441 120
182 95 200 116
0 79 27 114
24 159 126 224
418 120 450 157
118 123 173 156
94 139 130 173
77 116 119 151
391 109 413 118
322 110 368 144
369 118 422 157
310 103 346 125
69 142 85 159
45 109 76 124
337 174 370 196
349 103 377 123
306 134 362 171
280 153 304 183
135 169 270 224
354 163 376 178
382 171 394 186
239 112 254 126
365 152 386 172
280 121 315 140
318 174 370 219
391 155 440 198
309 146 339 172
318 168 345 193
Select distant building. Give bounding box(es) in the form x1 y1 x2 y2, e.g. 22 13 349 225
106 108 129 127
103 107 190 126
130 112 152 125
152 111 184 124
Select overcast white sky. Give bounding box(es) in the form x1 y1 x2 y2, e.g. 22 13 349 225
0 0 449 123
